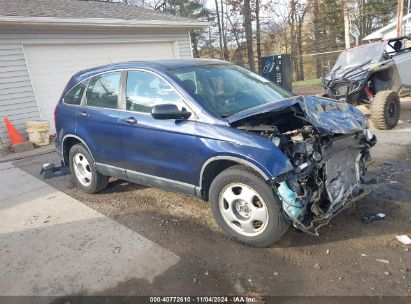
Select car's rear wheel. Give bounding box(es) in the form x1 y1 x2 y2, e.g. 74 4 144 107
371 90 400 130
209 165 289 247
69 144 108 193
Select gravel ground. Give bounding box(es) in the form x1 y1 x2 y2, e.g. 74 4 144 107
12 101 411 297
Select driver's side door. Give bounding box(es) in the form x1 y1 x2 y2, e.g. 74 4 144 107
118 70 198 195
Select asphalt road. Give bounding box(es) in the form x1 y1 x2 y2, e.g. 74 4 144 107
7 99 411 297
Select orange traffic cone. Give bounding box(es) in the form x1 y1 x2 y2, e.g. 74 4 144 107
3 117 26 145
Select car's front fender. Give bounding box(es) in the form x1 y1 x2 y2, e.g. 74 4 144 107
194 122 294 187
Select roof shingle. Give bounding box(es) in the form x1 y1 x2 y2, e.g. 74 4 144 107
0 0 203 25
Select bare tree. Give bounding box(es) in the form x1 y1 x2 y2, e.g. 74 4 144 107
255 0 262 72
288 0 308 81
214 0 224 59
220 0 230 60
311 0 322 77
244 0 255 71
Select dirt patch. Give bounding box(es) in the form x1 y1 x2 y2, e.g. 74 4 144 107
11 101 411 296
292 83 324 96
13 144 411 296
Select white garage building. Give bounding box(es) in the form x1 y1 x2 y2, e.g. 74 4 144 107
0 0 206 146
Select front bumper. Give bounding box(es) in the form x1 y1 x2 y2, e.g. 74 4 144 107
273 132 375 236
323 78 363 104
293 185 372 236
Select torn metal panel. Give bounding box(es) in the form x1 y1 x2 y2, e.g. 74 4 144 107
232 96 376 236
229 95 367 135
323 135 363 212
301 96 367 134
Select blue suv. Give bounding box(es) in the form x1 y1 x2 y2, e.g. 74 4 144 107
55 59 376 247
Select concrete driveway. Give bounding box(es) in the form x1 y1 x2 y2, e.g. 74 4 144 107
0 162 179 296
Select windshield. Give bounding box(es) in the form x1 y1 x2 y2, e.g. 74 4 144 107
170 64 293 117
332 42 386 71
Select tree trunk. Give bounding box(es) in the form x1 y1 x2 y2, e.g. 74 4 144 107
179 0 185 16
214 0 223 59
313 0 322 78
289 0 297 81
208 15 213 58
190 30 200 58
244 0 255 71
226 15 243 65
220 0 229 60
255 0 262 72
297 19 304 81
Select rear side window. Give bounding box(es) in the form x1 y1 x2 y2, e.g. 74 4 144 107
64 82 86 105
85 72 121 109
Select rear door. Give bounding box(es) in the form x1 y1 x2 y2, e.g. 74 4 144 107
56 81 87 151
75 71 125 172
118 70 198 195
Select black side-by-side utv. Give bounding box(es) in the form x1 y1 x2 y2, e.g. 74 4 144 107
322 36 411 129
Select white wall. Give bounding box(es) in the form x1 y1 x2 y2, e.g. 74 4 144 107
0 26 193 147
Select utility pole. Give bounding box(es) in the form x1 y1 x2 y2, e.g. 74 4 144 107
397 0 404 36
344 2 350 49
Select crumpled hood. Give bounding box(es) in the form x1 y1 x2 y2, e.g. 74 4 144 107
228 96 368 135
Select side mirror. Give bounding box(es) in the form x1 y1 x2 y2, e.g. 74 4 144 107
151 104 192 120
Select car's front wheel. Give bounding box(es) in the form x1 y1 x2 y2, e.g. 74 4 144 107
209 165 289 247
69 144 109 193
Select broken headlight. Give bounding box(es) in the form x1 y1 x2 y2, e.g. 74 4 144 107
333 83 348 96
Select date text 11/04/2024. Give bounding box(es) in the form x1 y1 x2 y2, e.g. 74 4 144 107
149 296 259 303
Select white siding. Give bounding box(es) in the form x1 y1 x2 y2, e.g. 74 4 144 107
0 27 192 147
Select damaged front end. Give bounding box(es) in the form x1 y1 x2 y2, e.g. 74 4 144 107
230 96 376 236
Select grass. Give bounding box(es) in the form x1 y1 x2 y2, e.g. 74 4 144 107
292 78 322 87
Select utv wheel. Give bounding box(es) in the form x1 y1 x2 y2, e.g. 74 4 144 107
209 165 289 247
69 144 109 193
371 90 400 130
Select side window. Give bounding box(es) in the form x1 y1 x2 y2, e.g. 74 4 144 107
126 71 185 113
85 72 121 109
64 82 86 105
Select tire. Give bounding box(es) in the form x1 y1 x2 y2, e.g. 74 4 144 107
209 165 289 247
68 144 109 193
371 90 400 130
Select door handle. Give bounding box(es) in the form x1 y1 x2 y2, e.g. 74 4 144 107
78 112 89 118
122 117 137 124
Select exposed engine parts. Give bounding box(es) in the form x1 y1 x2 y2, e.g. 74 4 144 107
236 107 376 236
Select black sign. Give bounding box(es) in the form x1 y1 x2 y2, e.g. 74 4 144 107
260 54 292 92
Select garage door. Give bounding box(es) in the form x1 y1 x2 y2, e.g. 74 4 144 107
23 41 177 131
